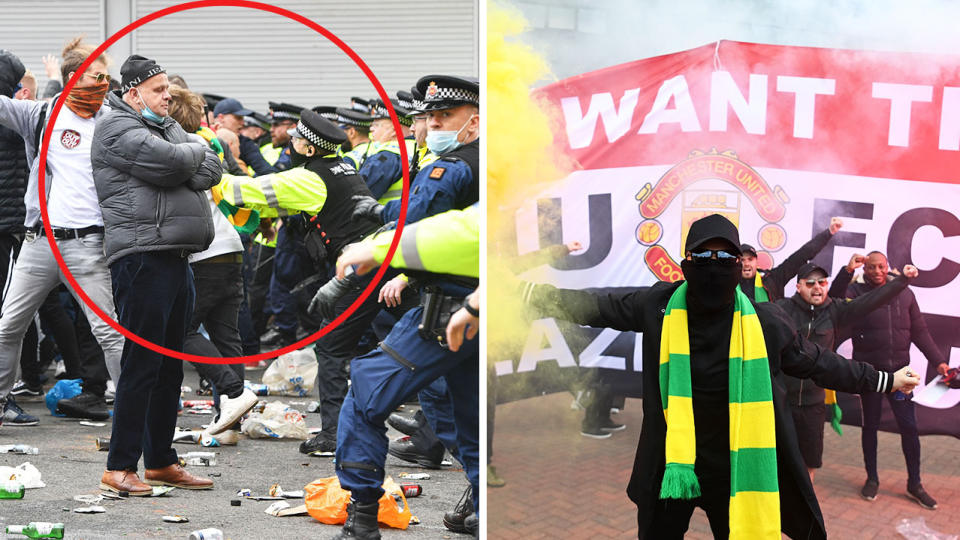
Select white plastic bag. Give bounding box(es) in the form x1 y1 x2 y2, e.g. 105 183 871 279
241 401 309 439
896 517 958 540
0 462 45 488
261 349 317 397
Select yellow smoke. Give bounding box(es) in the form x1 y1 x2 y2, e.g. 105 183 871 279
487 3 574 365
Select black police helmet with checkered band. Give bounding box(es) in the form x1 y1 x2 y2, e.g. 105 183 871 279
416 75 479 112
270 102 305 123
369 99 413 126
311 105 340 122
286 109 347 154
396 90 415 111
408 86 426 114
335 107 373 128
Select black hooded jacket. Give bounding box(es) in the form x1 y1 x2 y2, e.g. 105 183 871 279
774 273 908 406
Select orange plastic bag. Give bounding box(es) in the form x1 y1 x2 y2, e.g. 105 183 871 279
304 475 412 530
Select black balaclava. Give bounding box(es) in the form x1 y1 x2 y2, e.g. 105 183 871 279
681 214 743 314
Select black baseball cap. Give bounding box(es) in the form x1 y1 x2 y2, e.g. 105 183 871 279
739 244 758 257
797 263 828 280
685 214 741 254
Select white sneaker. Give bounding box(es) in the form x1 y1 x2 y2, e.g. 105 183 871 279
204 388 258 435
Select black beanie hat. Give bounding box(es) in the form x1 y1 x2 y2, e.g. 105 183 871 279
120 55 165 93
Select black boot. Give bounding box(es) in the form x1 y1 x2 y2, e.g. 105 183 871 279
442 485 474 533
333 499 380 540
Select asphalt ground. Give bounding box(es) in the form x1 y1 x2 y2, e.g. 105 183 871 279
0 362 473 539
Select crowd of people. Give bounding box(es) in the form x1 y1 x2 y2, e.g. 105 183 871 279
0 36 480 539
520 212 943 538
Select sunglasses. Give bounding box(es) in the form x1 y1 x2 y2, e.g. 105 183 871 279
802 278 829 287
688 249 740 264
82 72 112 83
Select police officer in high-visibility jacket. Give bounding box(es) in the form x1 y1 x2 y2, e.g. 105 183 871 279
330 186 481 537
406 87 438 180
352 75 479 227
264 102 304 171
213 110 391 456
336 107 374 170
357 98 416 204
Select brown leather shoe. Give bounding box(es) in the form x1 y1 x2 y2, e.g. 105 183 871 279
100 470 152 496
144 464 214 490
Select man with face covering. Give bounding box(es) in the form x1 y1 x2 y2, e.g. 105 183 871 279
0 40 125 426
92 54 221 495
521 214 919 539
352 75 479 226
828 250 948 510
775 260 916 483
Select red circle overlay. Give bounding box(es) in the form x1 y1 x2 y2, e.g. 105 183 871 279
40 0 409 364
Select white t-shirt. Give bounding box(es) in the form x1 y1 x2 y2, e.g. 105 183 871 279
45 106 102 228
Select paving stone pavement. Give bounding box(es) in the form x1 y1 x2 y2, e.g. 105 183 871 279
488 393 960 539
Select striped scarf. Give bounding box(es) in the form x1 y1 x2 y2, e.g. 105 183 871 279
753 273 769 303
659 282 780 539
197 128 260 234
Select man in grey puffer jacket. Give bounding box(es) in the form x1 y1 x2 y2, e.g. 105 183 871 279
91 55 220 496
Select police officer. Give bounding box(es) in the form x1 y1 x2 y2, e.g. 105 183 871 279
357 98 416 203
264 101 304 171
336 107 374 170
352 75 479 226
213 110 389 456
406 86 438 180
331 204 481 539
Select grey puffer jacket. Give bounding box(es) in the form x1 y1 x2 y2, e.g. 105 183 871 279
92 91 220 265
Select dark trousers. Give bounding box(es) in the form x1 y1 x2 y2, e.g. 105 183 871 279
861 391 922 487
336 302 479 511
645 474 730 539
245 241 274 336
72 294 108 396
107 252 193 471
184 261 244 400
314 271 394 441
418 377 461 462
0 233 39 386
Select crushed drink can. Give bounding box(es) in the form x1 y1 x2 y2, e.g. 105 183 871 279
95 438 110 451
400 483 421 498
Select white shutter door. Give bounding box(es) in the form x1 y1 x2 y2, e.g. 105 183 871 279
132 0 477 114
0 0 103 97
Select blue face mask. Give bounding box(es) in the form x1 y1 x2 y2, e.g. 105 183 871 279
136 93 164 124
425 114 476 155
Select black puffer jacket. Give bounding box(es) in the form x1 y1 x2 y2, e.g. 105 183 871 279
775 274 908 406
829 268 946 372
0 50 27 234
92 91 220 265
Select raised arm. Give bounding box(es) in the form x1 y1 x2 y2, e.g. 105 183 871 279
764 218 839 291
522 281 652 332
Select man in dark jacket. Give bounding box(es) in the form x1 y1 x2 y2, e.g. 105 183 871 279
522 214 918 539
829 250 948 510
775 259 914 482
92 55 220 496
739 216 842 302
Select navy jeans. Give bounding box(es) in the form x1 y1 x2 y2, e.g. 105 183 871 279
860 391 922 487
106 252 193 471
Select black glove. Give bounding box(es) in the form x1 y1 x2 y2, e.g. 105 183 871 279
219 138 247 176
351 195 384 223
308 274 359 321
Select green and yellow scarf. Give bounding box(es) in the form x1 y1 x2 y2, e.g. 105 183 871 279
659 282 780 540
753 273 769 303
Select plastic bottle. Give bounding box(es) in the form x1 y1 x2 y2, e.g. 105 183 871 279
188 528 224 540
181 451 217 466
5 522 65 539
0 479 25 499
